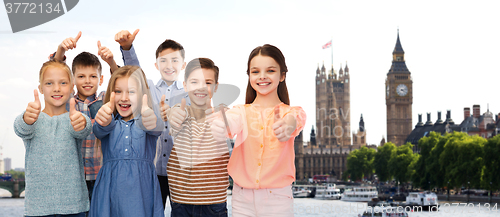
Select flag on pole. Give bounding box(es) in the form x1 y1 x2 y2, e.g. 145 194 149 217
322 40 332 49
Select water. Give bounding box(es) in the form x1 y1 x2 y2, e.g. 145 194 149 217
1 188 499 217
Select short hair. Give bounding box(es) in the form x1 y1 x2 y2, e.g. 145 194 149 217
39 59 73 83
72 52 102 75
184 58 219 83
155 39 185 60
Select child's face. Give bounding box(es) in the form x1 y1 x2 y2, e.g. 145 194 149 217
183 68 218 110
155 48 186 84
74 66 103 100
39 67 73 109
249 55 284 97
114 76 140 121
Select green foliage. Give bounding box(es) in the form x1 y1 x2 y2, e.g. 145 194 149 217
440 132 485 189
373 142 396 182
389 143 417 184
481 135 500 190
345 147 376 181
3 170 25 180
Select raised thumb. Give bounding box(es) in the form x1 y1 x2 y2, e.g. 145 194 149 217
180 98 186 110
108 92 115 111
70 98 77 114
33 89 40 104
274 106 280 123
160 95 166 107
142 94 149 112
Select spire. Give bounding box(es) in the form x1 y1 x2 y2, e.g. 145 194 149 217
339 63 343 75
316 63 320 75
321 61 325 73
359 114 365 132
344 61 349 74
393 28 405 54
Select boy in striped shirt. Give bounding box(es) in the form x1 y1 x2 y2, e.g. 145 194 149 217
163 58 229 216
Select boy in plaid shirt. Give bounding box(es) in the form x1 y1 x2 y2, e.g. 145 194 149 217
53 31 118 211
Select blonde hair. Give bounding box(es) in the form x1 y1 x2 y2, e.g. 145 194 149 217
104 66 153 116
39 59 73 83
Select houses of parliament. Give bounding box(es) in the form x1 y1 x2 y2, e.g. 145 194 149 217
294 31 413 181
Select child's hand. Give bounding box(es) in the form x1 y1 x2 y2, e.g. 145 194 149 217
210 118 227 142
97 41 119 73
115 29 139 50
69 98 86 132
95 92 115 127
59 31 81 51
272 106 297 142
160 95 170 122
141 94 156 130
23 89 41 125
97 41 115 64
169 98 187 129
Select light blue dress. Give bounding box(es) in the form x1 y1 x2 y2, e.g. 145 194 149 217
89 113 164 217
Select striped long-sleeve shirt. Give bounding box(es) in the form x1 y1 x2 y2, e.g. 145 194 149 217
167 105 230 205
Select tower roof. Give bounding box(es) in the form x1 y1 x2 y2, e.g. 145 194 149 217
344 62 349 73
393 30 405 54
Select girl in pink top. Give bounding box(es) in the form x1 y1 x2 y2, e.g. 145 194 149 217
211 44 306 216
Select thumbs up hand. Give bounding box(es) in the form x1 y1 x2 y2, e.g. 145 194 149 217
59 31 81 51
23 89 42 125
69 98 86 132
160 95 170 122
141 94 156 130
272 106 297 142
115 29 140 50
95 92 115 127
97 41 115 65
169 98 187 129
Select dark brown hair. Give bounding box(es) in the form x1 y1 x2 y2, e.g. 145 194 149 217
184 58 219 83
104 66 153 117
155 39 185 60
72 52 102 75
245 44 289 105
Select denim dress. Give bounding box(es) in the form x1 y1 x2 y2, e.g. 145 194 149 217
89 114 164 217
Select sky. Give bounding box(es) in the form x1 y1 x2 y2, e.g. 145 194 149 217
1 0 499 169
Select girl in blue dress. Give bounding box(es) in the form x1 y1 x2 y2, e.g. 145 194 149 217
90 65 164 217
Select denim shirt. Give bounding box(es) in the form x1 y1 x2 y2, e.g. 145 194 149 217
121 46 190 176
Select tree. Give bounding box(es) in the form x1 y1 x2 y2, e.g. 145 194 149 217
481 135 500 191
389 143 417 188
345 147 376 181
440 132 485 189
374 142 396 182
410 132 438 189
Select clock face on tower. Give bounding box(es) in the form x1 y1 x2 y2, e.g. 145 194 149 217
396 84 408 96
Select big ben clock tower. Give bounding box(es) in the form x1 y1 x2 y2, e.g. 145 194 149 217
386 30 412 146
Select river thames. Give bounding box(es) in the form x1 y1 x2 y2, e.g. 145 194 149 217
1 189 499 217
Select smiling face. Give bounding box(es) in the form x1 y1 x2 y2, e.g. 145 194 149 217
114 76 140 121
184 68 218 110
39 66 73 110
249 55 284 97
74 66 103 101
155 48 186 86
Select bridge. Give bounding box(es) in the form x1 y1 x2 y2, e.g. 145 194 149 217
0 180 25 198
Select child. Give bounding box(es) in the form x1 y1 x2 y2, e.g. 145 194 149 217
14 59 92 217
53 31 118 211
115 30 190 209
163 58 229 216
89 65 164 217
211 44 306 217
